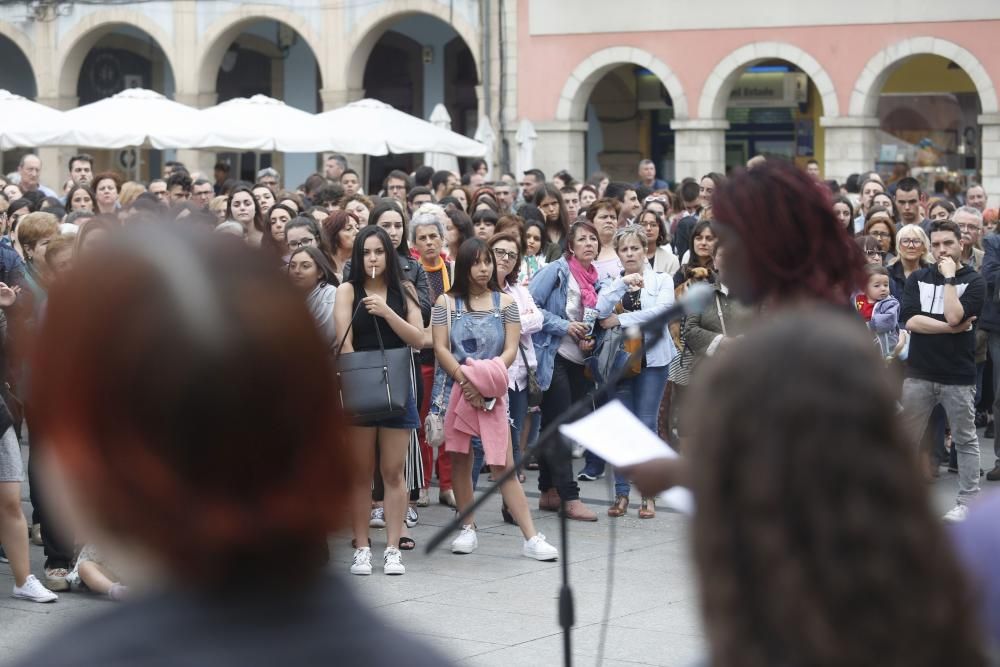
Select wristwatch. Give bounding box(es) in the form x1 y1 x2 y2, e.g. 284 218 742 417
944 277 957 286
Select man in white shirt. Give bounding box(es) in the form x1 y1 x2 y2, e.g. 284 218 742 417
17 154 56 198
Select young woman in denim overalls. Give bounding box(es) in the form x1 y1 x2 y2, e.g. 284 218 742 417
431 238 558 561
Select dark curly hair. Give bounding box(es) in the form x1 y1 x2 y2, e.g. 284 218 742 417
712 160 866 306
688 309 987 667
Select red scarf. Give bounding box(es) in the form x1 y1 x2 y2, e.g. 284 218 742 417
567 256 598 308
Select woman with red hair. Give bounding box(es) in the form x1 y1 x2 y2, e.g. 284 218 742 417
710 160 867 308
625 159 867 499
18 225 447 665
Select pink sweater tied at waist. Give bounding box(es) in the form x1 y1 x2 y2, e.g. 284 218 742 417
444 357 510 466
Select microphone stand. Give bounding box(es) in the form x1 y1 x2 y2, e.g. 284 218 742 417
425 311 676 667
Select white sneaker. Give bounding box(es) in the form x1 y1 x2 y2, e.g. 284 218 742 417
523 533 559 561
943 504 969 523
405 505 419 528
383 547 405 575
572 443 585 458
451 524 478 554
350 547 373 575
369 506 385 528
12 575 58 603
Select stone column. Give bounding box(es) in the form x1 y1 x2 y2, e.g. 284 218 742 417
819 116 879 185
531 120 587 182
35 95 78 192
174 92 219 179
979 114 1000 208
319 87 365 111
319 87 366 183
671 119 728 180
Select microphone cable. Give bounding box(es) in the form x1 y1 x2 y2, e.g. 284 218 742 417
594 462 618 667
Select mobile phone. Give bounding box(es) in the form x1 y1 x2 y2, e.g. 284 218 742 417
483 397 497 411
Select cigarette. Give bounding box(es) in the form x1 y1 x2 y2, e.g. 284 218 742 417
371 265 376 279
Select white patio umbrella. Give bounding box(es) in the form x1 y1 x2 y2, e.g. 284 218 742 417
423 104 460 174
0 90 70 150
56 88 207 149
473 116 496 179
515 119 537 177
196 95 321 152
315 98 486 157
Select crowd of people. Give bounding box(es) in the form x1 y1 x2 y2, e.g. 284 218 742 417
0 146 999 661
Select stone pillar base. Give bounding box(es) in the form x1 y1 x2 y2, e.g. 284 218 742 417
531 120 587 183
173 92 220 181
35 96 78 193
979 114 1000 208
819 116 879 185
319 88 365 112
318 88 367 182
671 119 728 180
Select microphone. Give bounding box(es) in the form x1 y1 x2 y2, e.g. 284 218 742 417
631 281 715 335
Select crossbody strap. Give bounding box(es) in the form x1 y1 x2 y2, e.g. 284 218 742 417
715 294 727 337
432 295 452 408
335 290 390 362
334 297 365 359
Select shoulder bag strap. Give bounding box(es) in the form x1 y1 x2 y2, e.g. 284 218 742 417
334 295 366 359
432 296 452 408
715 294 727 337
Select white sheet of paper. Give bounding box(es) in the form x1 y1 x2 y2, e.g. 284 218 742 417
559 399 695 516
559 399 674 467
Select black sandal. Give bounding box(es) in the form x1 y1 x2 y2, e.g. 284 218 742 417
399 537 415 551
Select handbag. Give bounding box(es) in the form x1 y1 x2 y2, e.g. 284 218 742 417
335 298 412 421
587 325 642 385
519 343 543 407
423 296 451 447
586 299 642 385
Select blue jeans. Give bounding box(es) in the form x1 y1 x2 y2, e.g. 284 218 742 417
472 387 528 490
612 366 669 496
508 386 529 471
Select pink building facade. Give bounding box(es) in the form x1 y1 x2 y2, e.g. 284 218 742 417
514 0 1000 203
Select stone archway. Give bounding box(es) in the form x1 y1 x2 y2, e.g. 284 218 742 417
344 1 481 98
195 5 326 96
54 9 178 100
848 36 997 117
555 46 688 122
0 20 38 97
698 41 839 120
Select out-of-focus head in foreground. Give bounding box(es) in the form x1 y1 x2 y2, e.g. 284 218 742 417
688 309 987 667
29 225 354 589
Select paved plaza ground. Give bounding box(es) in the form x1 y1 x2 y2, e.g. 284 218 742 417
0 442 990 666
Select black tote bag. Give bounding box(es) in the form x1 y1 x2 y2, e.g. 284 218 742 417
335 301 411 421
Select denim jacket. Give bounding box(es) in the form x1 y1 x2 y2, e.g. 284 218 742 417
528 257 609 390
595 267 676 368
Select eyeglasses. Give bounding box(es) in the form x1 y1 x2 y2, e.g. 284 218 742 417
869 231 891 239
492 248 518 261
899 237 923 247
957 223 982 232
865 250 885 258
287 237 315 250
